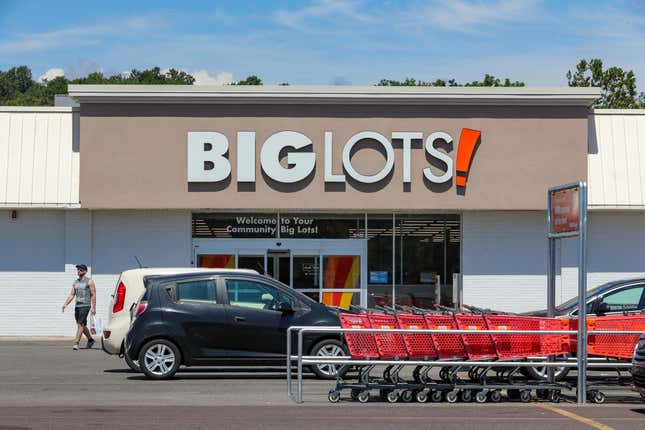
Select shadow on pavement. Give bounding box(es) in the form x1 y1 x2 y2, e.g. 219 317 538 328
125 373 318 381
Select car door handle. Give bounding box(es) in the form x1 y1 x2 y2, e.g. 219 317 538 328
234 316 246 323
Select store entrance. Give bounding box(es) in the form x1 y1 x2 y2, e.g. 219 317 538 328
193 238 367 308
266 250 290 285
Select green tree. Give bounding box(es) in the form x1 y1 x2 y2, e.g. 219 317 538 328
1 66 198 106
567 58 645 108
464 74 524 87
0 66 35 104
377 78 433 86
71 67 195 85
234 75 263 85
376 74 524 87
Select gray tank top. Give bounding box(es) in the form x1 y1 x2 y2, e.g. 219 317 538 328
74 277 92 307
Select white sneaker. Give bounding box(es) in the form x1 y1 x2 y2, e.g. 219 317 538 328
73 344 79 350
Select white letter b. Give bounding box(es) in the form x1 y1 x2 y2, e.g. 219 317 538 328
187 132 231 182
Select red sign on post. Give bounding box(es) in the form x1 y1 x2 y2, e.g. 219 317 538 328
549 186 579 235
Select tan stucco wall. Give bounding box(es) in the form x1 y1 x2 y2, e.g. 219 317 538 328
79 104 588 210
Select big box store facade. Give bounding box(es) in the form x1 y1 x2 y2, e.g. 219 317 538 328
1 85 645 336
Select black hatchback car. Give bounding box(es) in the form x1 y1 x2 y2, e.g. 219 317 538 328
125 271 347 380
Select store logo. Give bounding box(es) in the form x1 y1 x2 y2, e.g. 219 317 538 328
187 129 481 190
455 128 482 187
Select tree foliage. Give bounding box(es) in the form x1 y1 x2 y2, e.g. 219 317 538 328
234 75 263 85
71 67 195 85
3 62 644 108
567 58 645 108
376 74 524 87
0 66 196 106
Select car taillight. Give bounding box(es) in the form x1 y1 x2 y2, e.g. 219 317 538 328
135 300 148 316
103 330 111 339
113 282 126 313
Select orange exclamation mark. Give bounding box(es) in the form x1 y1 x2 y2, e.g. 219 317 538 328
455 128 481 188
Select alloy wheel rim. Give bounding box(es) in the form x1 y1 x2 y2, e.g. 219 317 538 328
315 344 344 376
535 366 566 377
143 344 175 376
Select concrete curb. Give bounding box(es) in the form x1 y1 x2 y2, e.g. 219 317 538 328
0 336 76 341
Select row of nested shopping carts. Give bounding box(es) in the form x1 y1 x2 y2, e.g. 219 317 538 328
327 305 645 404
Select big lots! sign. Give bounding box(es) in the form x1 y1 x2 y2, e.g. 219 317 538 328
187 129 481 187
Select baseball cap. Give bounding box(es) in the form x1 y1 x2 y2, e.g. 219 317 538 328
75 264 88 271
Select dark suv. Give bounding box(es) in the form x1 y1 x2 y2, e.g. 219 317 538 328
125 271 346 380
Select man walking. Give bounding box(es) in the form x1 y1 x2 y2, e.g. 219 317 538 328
61 264 97 350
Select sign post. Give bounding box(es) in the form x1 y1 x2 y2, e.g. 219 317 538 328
547 182 588 404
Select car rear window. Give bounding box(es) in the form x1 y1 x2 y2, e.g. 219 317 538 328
176 279 217 303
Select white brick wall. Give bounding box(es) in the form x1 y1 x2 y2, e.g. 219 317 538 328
463 211 645 313
0 209 191 336
91 210 192 307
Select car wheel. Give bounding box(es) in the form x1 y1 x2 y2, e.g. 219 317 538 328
521 365 570 381
124 349 140 372
309 339 348 380
138 339 181 380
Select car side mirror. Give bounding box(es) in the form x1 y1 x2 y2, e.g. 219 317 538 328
595 301 610 315
278 301 294 314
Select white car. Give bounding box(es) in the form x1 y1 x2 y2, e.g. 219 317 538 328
101 267 256 370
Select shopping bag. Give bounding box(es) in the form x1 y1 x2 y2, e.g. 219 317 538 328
90 314 103 336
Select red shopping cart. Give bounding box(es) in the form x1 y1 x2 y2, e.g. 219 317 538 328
485 315 570 360
396 313 437 360
454 313 497 360
367 313 408 360
587 314 645 359
423 313 467 360
339 313 379 359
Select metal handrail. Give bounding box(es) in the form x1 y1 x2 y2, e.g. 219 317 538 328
286 325 643 403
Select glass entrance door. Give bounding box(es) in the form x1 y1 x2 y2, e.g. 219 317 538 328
193 238 367 308
267 251 290 286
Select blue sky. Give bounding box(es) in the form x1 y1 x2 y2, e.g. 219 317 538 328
1 0 644 88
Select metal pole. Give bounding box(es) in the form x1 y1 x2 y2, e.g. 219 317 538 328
392 213 396 309
286 327 292 399
547 237 556 383
577 182 588 405
296 330 304 403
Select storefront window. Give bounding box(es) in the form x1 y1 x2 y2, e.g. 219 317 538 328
192 212 460 309
198 254 235 268
278 213 364 239
292 256 320 290
237 255 264 272
367 215 394 307
367 214 461 308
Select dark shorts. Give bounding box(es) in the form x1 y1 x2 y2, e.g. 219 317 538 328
75 306 91 325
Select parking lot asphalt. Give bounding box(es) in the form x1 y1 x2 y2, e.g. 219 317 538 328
1 340 644 429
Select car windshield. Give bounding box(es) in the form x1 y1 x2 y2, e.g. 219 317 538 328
555 282 618 311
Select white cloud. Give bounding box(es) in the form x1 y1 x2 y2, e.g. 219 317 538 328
192 70 234 86
37 68 65 83
408 0 540 33
63 59 104 79
0 14 160 53
160 68 233 85
275 0 372 29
